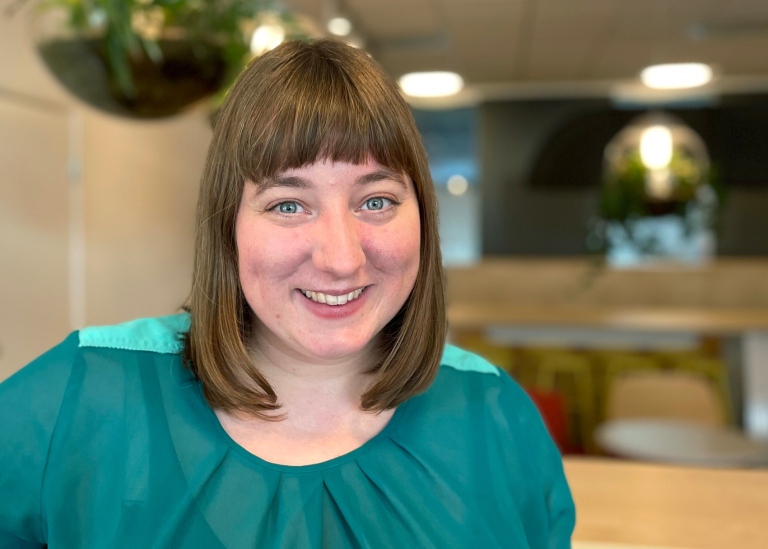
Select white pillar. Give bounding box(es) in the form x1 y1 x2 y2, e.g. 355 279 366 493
742 331 768 440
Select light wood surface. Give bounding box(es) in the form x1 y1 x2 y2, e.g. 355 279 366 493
446 259 768 310
564 457 768 549
448 304 768 334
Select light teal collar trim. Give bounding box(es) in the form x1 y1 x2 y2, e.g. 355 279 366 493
78 313 190 354
78 314 497 375
440 344 500 376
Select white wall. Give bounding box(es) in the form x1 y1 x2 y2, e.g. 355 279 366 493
0 9 212 379
81 106 210 326
437 186 481 266
0 95 71 378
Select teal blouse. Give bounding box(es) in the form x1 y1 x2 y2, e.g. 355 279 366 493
0 314 574 548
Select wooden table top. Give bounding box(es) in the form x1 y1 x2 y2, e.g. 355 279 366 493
448 303 768 334
564 457 768 549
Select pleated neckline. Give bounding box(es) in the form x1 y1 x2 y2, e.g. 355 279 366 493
194 381 412 474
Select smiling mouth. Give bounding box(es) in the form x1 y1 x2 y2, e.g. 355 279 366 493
299 287 366 306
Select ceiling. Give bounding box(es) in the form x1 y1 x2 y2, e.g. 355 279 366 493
282 0 768 106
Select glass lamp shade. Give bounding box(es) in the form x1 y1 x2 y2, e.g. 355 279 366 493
29 2 247 119
602 112 712 216
595 112 719 266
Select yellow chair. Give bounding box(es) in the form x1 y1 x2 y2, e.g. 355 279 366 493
656 352 734 424
595 368 768 466
603 369 725 425
589 351 665 424
518 347 598 454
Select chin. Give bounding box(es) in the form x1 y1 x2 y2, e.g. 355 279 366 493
299 333 378 363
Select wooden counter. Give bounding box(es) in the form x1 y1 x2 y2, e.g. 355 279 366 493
446 258 768 310
565 457 768 549
448 304 768 334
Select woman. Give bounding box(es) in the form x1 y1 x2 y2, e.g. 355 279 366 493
0 39 574 548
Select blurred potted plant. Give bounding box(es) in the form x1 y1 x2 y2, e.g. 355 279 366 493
10 0 297 118
587 112 725 266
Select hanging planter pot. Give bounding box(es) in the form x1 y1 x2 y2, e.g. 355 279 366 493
23 0 274 119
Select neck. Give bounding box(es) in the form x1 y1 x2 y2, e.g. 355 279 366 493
247 332 378 414
215 329 393 465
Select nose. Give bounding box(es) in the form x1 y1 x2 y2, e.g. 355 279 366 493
311 210 366 276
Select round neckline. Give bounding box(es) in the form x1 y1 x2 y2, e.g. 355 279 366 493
195 382 411 473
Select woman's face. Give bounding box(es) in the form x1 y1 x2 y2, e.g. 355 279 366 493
235 157 421 364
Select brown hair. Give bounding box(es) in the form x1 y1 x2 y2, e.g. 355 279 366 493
183 39 446 419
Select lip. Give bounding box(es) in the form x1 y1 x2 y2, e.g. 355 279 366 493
296 286 369 319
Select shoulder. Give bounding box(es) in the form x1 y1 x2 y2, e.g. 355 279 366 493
439 344 502 377
0 331 81 438
65 312 195 409
397 346 574 516
0 314 196 543
2 312 190 391
0 312 193 431
399 344 542 438
78 312 190 354
435 344 534 414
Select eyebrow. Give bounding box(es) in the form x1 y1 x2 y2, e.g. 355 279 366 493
255 175 311 195
255 167 408 195
356 168 408 189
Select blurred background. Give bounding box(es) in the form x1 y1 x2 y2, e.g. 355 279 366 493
3 0 768 488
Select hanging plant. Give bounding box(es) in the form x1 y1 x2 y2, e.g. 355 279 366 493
14 0 293 118
586 112 725 264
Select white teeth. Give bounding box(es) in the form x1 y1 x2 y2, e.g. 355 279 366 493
301 287 365 306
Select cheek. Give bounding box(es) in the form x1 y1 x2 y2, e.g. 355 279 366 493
236 223 309 286
364 215 421 278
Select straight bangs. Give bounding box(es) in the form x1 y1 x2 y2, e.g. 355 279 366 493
228 42 420 187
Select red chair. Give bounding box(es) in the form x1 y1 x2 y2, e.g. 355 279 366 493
525 387 571 454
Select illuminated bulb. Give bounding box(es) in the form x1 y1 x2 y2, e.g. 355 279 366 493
646 168 673 200
398 72 464 98
640 125 673 170
446 175 469 196
250 23 285 56
328 17 352 36
640 63 713 90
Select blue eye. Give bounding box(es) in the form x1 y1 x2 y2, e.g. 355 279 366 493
362 197 392 211
276 202 303 214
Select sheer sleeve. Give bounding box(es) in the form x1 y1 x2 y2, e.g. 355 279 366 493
542 423 577 549
498 370 576 549
0 332 78 548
